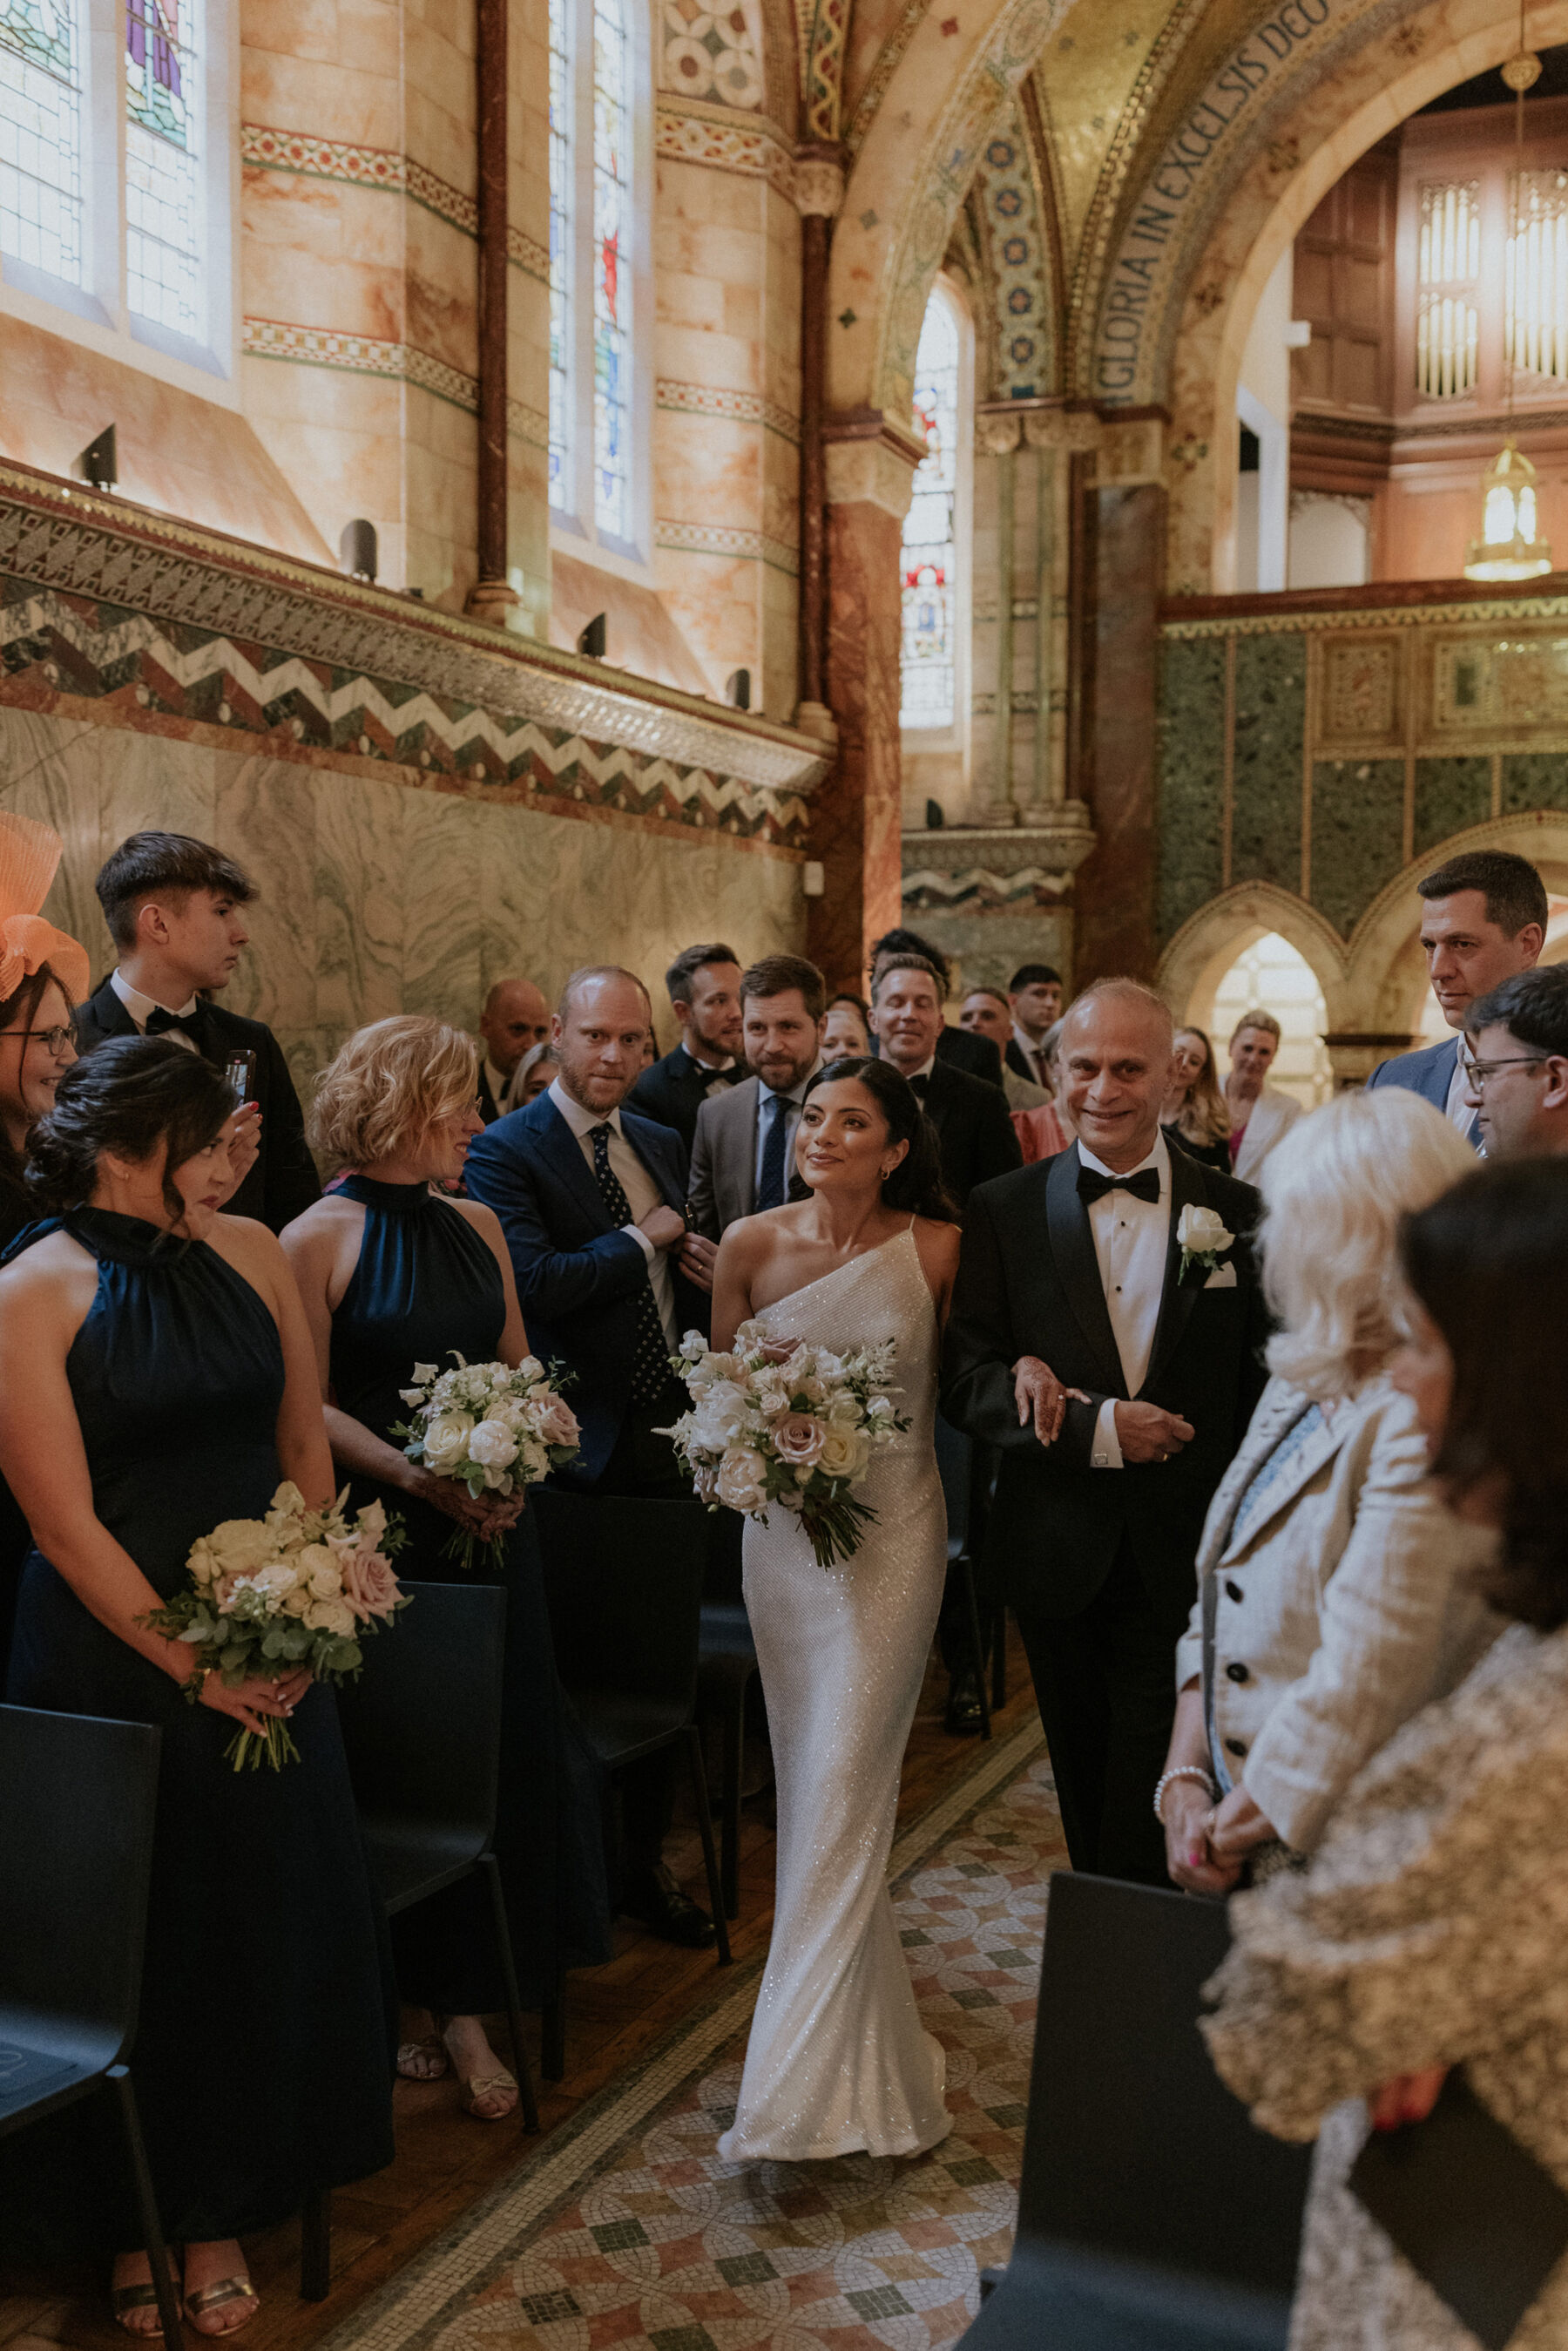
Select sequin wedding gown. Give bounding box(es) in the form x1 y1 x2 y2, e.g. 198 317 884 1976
719 1223 951 2164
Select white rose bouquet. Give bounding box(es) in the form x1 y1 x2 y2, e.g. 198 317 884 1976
659 1323 911 1569
389 1352 582 1572
139 1482 410 1772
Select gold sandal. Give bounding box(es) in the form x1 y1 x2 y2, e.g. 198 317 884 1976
458 2067 519 2120
396 2035 450 2081
182 2277 259 2336
112 2279 172 2336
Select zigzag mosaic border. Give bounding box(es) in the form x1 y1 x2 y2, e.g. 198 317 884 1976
240 125 551 282
902 864 1073 911
655 379 801 443
0 464 827 813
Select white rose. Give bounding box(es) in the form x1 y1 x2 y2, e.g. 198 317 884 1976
304 1595 356 1636
517 1354 544 1381
469 1418 520 1472
422 1409 475 1471
1176 1204 1233 1255
826 1391 862 1426
715 1447 768 1513
295 1543 341 1600
817 1425 870 1482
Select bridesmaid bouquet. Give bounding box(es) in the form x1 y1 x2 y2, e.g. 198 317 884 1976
141 1483 409 1772
390 1352 582 1572
661 1324 910 1568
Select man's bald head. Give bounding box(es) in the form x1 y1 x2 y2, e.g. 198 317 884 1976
1060 979 1177 1171
480 976 551 1076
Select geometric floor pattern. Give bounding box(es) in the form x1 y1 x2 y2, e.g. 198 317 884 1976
337 1724 1064 2351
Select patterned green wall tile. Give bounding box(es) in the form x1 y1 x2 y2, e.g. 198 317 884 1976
1312 759 1405 938
1502 753 1568 815
1414 757 1491 857
1231 633 1306 893
1156 637 1226 944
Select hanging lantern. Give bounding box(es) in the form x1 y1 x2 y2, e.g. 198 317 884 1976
1463 438 1553 579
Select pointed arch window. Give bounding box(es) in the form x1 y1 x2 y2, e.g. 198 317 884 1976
901 281 971 733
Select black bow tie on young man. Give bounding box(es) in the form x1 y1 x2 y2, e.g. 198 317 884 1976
145 1004 207 1042
1077 1164 1161 1206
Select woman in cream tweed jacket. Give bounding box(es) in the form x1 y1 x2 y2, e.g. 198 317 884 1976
1158 1088 1498 1890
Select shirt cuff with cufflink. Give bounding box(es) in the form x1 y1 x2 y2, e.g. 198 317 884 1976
1092 1396 1124 1468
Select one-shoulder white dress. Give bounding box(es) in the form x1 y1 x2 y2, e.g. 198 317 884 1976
718 1225 952 2163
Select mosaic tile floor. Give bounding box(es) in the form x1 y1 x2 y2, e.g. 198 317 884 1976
329 1720 1063 2351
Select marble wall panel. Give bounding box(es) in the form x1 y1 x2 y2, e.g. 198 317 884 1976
1414 756 1492 859
219 755 321 1039
1231 633 1306 898
1155 639 1226 946
314 771 406 1046
402 789 486 1031
1312 759 1405 941
1502 754 1568 818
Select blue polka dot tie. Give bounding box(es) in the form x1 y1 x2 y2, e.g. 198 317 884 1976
591 1122 671 1404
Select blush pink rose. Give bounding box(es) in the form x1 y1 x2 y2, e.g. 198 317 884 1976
772 1413 826 1468
341 1548 404 1624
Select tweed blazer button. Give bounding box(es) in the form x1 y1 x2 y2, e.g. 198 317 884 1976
1226 1661 1250 1683
1226 1579 1244 1602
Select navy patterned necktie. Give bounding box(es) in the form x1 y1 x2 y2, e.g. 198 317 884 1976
590 1122 670 1403
758 1089 790 1212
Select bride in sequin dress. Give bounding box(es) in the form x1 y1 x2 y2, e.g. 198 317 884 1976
709 1056 960 2162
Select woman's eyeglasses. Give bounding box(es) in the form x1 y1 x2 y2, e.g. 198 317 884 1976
15 1025 78 1059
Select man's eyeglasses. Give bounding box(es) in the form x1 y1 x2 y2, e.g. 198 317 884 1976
1465 1053 1548 1093
14 1025 78 1059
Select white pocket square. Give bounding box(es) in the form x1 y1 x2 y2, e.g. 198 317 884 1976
1204 1264 1238 1290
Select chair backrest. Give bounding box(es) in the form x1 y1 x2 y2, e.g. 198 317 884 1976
1017 1873 1310 2298
334 1581 506 1848
932 1413 971 1550
531 1488 706 1712
0 1705 161 2062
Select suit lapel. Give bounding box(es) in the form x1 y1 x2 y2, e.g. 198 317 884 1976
1219 1399 1348 1562
1197 1381 1311 1574
89 979 137 1040
624 1112 686 1216
1144 1144 1207 1392
535 1100 614 1232
1044 1146 1125 1394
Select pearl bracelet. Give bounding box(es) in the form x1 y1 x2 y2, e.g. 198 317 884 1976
1153 1765 1217 1825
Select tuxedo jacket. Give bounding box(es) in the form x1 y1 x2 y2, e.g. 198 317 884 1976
1365 1035 1481 1150
941 1142 1269 1621
936 1024 1004 1089
75 979 320 1232
463 1092 707 1485
1005 1034 1045 1087
916 1056 1023 1209
478 1067 506 1125
628 1043 736 1155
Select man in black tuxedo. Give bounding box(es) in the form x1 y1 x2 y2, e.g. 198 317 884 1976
868 926 1005 1089
76 831 319 1231
1004 962 1063 1088
463 965 716 1947
869 956 1022 1208
943 979 1269 1885
476 976 551 1121
629 940 743 1151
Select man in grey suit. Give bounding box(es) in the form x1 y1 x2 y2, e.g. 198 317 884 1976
1366 849 1545 1144
688 953 825 1241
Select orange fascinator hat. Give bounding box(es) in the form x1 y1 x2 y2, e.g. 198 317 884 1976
0 810 91 1010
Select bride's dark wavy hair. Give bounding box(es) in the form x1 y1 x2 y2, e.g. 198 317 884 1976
802 1057 959 1224
1400 1156 1568 1630
28 1035 237 1228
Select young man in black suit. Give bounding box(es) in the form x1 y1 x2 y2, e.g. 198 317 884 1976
1005 962 1063 1088
75 832 319 1232
868 956 1022 1207
943 979 1269 1886
628 940 743 1151
868 926 1005 1089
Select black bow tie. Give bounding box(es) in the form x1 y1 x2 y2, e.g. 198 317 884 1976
145 1004 206 1040
1078 1164 1160 1206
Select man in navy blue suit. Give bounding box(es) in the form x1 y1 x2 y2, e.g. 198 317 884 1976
1366 849 1547 1146
465 964 717 1946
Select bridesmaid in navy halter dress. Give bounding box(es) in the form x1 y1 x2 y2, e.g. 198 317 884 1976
0 1038 394 2334
282 1016 611 2117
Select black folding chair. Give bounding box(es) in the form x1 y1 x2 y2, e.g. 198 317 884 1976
934 1413 993 1739
532 1488 732 1966
325 1582 539 2295
696 1504 759 1921
0 1704 181 2351
958 1873 1312 2351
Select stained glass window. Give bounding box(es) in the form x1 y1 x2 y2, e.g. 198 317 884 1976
901 291 961 729
591 0 631 539
548 0 571 509
125 0 202 341
0 0 83 284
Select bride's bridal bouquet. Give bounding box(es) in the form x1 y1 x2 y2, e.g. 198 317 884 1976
661 1324 910 1568
140 1482 409 1772
390 1353 582 1571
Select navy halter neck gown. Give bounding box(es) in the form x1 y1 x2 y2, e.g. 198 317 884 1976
328 1176 611 2011
2 1209 395 2255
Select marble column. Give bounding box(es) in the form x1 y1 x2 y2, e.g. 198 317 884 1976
794 150 845 742
812 415 923 990
977 412 1022 825
1073 478 1166 986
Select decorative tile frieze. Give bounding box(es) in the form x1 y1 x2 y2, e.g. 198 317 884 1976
1162 593 1568 641
0 464 828 818
842 0 926 156
506 397 551 451
655 518 801 574
654 99 795 196
242 319 477 410
655 380 801 442
241 125 549 281
505 226 551 283
902 864 1074 911
1321 635 1401 746
661 0 764 112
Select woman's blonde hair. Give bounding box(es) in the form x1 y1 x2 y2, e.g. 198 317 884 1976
309 1015 477 1168
1260 1088 1477 1400
1170 1026 1231 1148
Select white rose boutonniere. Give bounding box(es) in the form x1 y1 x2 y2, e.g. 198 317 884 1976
1177 1203 1234 1284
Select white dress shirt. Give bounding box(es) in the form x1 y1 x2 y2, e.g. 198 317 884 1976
1078 1133 1172 1470
110 966 201 1050
547 1077 678 1347
482 1055 514 1110
753 1059 824 1197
